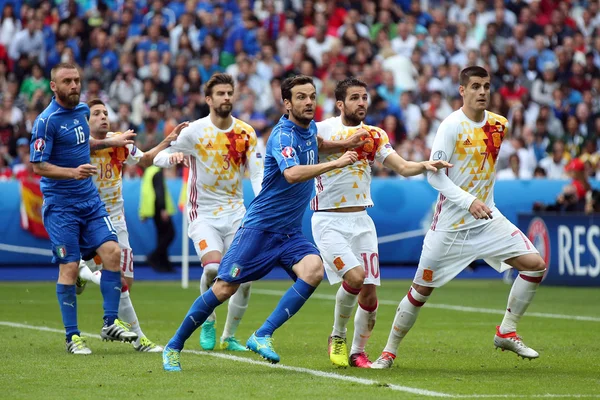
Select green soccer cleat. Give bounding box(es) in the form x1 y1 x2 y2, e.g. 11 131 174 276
66 334 92 355
199 320 216 350
75 276 87 295
220 336 249 352
328 335 349 368
101 319 138 343
246 332 280 363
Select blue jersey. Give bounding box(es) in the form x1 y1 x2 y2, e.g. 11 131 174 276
29 98 97 204
242 115 318 233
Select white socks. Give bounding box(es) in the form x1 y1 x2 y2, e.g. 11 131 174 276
499 269 545 334
383 287 429 355
200 262 219 322
222 282 251 339
331 282 360 338
79 265 101 285
350 301 378 355
118 289 144 341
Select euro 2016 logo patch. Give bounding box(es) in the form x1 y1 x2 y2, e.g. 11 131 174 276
33 138 45 152
281 146 295 159
230 264 242 278
432 150 447 161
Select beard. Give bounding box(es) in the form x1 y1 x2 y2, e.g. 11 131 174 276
56 88 80 108
290 107 313 126
343 106 366 126
214 103 232 118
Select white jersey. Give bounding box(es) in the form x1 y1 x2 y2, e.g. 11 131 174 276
154 116 264 220
428 109 509 232
311 117 395 210
90 131 143 219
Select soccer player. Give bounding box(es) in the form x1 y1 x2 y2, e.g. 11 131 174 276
161 75 363 371
313 77 451 368
75 98 189 352
153 73 264 352
30 62 138 354
371 66 547 369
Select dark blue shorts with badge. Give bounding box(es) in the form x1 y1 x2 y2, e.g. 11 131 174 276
217 227 321 284
42 196 118 264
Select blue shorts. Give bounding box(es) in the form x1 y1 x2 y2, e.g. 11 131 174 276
42 196 118 264
217 227 321 284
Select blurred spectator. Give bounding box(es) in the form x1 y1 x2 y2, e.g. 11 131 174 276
9 17 45 66
19 63 50 101
0 3 20 47
539 140 569 180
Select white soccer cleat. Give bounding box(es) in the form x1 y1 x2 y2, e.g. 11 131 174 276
101 319 138 343
133 337 164 352
494 326 539 359
66 335 92 355
370 351 396 369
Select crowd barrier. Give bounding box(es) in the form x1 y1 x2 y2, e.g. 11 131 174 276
3 179 597 274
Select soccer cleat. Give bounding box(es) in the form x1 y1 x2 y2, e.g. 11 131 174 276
349 352 372 368
75 276 87 295
134 337 164 352
494 326 539 359
199 320 216 350
66 335 92 355
101 319 138 343
220 336 249 352
246 332 280 364
370 351 396 369
162 347 181 372
328 335 349 367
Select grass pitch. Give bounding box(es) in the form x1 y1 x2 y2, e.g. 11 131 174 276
1 279 599 399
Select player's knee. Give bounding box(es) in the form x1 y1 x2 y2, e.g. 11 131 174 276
303 257 324 284
212 280 238 301
358 284 377 307
532 257 546 272
99 241 121 271
343 267 365 289
59 262 79 283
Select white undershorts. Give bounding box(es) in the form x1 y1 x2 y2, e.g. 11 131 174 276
311 211 381 286
414 216 539 287
188 211 244 262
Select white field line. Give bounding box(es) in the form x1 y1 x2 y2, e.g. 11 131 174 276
2 321 598 399
0 321 450 398
252 289 600 323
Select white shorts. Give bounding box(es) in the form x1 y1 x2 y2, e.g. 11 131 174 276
414 216 539 287
189 212 244 261
311 211 380 286
83 215 134 278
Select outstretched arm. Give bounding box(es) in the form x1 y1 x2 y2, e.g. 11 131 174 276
138 122 189 168
317 130 368 154
90 130 136 151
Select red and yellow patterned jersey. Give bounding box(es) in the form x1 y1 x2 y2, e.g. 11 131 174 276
428 109 509 231
311 116 395 210
154 116 263 220
90 132 143 219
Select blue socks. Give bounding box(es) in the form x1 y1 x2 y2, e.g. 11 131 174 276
56 284 79 342
100 269 121 326
168 288 223 351
255 278 316 337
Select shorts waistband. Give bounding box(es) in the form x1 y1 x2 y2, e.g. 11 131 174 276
313 210 368 217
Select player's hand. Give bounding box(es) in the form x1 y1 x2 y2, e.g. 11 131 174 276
111 129 136 148
335 151 359 168
422 160 453 172
73 164 97 179
344 128 369 149
469 199 493 220
169 152 188 166
160 209 170 221
165 121 190 142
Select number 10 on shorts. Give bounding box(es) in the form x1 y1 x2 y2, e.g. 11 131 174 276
361 252 380 279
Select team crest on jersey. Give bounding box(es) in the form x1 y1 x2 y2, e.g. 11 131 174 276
422 268 434 282
281 146 295 158
199 240 208 251
56 245 67 259
333 257 345 271
432 150 447 161
33 138 45 152
230 263 242 278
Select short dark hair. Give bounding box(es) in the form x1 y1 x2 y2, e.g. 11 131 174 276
281 75 315 102
50 62 79 81
334 77 368 102
204 73 235 97
459 66 489 86
87 99 105 109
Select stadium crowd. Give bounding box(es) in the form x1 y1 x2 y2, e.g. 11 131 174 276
0 0 599 182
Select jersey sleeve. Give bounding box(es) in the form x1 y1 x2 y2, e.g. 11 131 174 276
29 116 54 163
373 127 396 164
153 125 195 168
245 129 264 196
125 143 144 165
426 118 477 210
271 130 300 172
